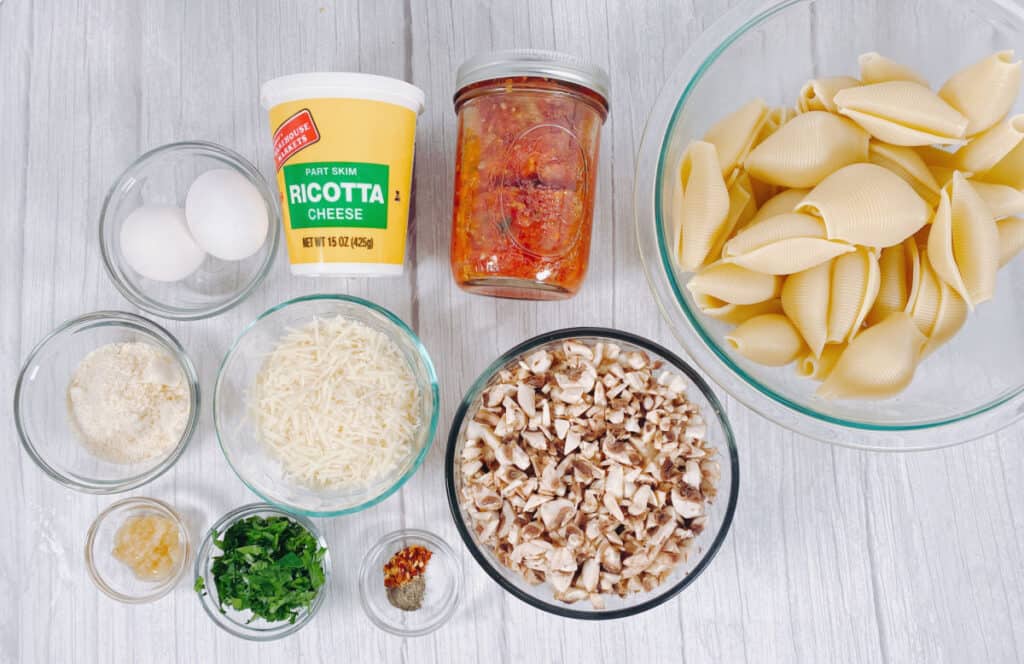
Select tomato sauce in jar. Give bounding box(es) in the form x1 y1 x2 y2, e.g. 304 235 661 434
450 51 610 300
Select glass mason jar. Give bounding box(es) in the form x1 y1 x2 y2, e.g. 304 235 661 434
450 50 610 300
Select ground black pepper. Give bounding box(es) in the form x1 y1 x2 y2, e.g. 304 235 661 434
386 574 426 611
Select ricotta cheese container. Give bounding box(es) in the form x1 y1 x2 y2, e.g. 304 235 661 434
260 73 425 276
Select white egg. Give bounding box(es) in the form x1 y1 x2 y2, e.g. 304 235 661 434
185 168 269 261
119 206 207 282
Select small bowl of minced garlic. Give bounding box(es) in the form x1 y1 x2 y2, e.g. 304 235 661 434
85 496 192 603
14 310 200 493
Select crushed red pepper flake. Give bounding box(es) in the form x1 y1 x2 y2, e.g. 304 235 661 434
383 545 432 589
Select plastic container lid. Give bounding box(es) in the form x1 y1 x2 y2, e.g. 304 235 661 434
260 73 425 115
455 49 610 106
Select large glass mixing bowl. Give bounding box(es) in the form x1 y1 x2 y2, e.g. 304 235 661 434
635 0 1024 450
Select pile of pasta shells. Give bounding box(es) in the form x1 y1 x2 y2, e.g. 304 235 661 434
672 50 1024 400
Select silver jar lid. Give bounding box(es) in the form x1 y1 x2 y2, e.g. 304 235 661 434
455 49 610 105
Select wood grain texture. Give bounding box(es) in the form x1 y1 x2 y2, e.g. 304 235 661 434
1 1 1022 663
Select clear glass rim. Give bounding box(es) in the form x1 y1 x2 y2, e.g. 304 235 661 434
192 502 331 641
13 310 201 493
213 294 441 518
444 326 740 620
633 0 1024 450
98 140 281 321
84 497 192 604
357 528 462 637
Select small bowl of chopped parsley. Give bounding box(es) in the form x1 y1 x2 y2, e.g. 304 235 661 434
193 503 330 640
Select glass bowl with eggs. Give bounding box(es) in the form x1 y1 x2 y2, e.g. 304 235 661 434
634 0 1024 450
99 141 280 320
213 294 440 517
14 311 200 493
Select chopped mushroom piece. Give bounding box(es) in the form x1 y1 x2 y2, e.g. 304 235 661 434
549 569 574 594
580 558 600 592
458 339 719 606
521 430 547 450
539 498 575 531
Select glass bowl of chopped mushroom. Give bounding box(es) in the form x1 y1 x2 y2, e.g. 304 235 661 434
444 328 739 619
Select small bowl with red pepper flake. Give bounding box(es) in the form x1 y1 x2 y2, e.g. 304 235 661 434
358 529 461 637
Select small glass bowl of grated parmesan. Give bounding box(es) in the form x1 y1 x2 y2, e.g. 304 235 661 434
214 294 440 517
14 311 200 493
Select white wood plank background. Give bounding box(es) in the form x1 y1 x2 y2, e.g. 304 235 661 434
1 1 1023 662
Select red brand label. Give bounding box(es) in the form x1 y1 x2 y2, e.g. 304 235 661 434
271 109 320 170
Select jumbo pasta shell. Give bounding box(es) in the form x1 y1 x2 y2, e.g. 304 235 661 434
817 312 926 400
927 189 968 303
704 98 769 175
939 50 1022 136
977 136 1024 190
910 249 968 357
687 261 783 305
908 248 943 336
952 115 1024 173
723 212 827 257
926 174 999 308
827 247 881 344
724 239 854 275
696 297 784 325
858 52 929 86
675 141 731 271
834 81 968 146
923 285 967 357
781 261 832 358
797 76 860 113
797 163 931 248
744 111 869 188
722 212 855 275
866 238 920 326
796 343 846 381
970 181 1024 220
746 109 797 208
725 313 807 366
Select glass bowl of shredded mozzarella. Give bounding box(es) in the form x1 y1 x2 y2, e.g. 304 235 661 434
14 311 200 493
214 294 440 517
